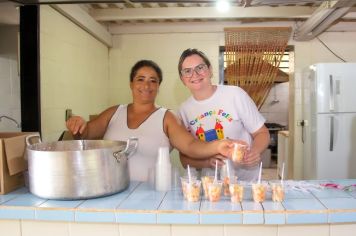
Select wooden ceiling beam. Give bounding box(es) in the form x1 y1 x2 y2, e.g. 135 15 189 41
294 0 355 41
90 6 315 21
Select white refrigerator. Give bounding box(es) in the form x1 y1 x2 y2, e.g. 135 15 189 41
303 63 356 179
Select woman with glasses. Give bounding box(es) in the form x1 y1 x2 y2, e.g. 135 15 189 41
177 48 270 181
66 59 235 182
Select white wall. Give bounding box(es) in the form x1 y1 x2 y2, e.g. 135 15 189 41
109 33 223 110
40 6 110 141
260 82 289 127
0 25 21 132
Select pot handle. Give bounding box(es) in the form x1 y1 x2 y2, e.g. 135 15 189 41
25 134 42 146
113 137 138 160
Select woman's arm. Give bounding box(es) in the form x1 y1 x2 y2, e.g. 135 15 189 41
164 111 233 158
242 125 270 166
180 153 226 169
66 105 118 139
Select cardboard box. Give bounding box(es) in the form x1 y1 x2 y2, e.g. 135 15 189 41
0 132 38 194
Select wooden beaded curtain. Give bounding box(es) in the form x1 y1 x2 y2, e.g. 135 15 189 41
224 27 292 109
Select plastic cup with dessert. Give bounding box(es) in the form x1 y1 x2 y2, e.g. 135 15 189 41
207 180 223 202
270 181 285 202
201 175 215 199
180 176 197 200
223 175 238 196
229 180 247 203
185 179 201 202
232 142 248 163
252 181 267 203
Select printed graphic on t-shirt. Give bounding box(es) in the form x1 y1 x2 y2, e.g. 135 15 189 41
188 109 234 142
195 119 224 142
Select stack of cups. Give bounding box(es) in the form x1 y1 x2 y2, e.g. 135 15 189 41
155 147 172 191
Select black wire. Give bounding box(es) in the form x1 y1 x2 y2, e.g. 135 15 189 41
316 37 347 62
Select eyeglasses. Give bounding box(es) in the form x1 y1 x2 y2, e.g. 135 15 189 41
180 64 208 78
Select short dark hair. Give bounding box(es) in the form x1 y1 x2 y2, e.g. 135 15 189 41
178 48 211 76
130 60 163 84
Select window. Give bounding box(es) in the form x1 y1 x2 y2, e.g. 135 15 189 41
219 46 294 84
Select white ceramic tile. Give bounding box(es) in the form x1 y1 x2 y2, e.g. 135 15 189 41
22 220 69 236
39 6 110 142
225 225 277 236
69 222 119 236
0 219 21 236
330 223 356 236
278 224 329 236
119 224 170 236
171 224 224 236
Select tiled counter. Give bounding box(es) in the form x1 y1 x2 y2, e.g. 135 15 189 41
1 180 356 236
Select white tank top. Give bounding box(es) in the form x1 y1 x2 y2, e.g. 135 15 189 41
103 104 170 182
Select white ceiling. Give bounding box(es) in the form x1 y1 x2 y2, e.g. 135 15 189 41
1 0 356 44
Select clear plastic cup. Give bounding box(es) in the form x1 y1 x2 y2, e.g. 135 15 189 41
271 182 285 202
207 180 223 202
232 143 248 163
201 175 214 199
252 182 267 203
223 175 238 196
180 176 197 200
185 180 201 202
229 181 245 203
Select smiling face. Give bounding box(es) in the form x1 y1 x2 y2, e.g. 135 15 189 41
130 66 160 104
180 54 213 93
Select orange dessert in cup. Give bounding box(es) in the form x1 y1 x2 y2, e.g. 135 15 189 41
232 143 248 163
201 176 214 199
271 182 285 202
180 176 196 200
208 181 223 202
186 180 201 202
252 182 266 203
229 182 244 203
223 176 237 196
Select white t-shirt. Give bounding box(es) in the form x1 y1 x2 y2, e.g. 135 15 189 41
178 85 266 181
104 105 170 182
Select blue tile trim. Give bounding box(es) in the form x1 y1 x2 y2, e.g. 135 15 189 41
200 213 242 224
116 212 156 224
0 208 35 220
243 212 264 224
328 211 356 223
75 211 116 223
286 213 327 224
264 213 285 224
36 209 75 221
157 213 199 224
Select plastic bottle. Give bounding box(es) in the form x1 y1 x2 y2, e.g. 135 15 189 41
155 146 172 191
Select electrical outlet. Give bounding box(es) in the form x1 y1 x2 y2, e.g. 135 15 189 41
297 120 308 126
65 109 72 121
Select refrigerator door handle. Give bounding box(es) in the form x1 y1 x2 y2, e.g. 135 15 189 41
329 116 334 152
329 75 335 112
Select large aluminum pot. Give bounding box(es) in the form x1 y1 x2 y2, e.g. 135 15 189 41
26 135 138 200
